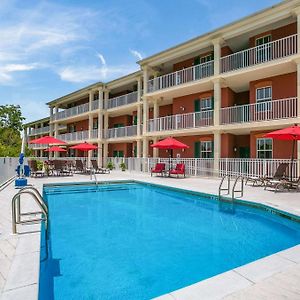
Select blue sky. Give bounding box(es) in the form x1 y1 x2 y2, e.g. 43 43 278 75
0 0 281 122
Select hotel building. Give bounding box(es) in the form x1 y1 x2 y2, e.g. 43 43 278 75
26 0 300 175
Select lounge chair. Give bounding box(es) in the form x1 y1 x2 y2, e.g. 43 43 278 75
75 160 86 173
265 176 300 192
53 160 73 176
151 163 165 177
28 160 45 177
91 159 110 174
245 163 288 186
169 163 185 178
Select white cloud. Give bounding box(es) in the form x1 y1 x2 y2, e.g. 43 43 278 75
97 53 106 65
58 64 137 83
0 63 39 84
130 49 143 61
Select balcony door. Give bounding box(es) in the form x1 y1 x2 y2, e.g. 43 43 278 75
255 35 271 63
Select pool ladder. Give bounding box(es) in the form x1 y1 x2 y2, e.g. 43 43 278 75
11 186 48 234
218 175 244 201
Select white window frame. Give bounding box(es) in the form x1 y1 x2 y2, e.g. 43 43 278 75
200 97 213 111
256 86 272 111
256 138 273 159
200 141 213 158
255 35 272 46
200 54 213 64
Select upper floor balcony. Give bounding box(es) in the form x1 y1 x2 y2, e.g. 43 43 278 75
221 34 297 74
105 125 141 139
53 99 100 121
220 97 298 125
148 111 214 132
28 143 48 149
147 61 214 93
57 130 90 142
106 91 139 109
28 126 50 136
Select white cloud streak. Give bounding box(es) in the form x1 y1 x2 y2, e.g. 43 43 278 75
130 49 143 60
97 53 106 65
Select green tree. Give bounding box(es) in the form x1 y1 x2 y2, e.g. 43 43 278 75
0 105 26 157
0 105 25 131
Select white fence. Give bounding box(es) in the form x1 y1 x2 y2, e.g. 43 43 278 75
221 97 298 125
106 91 139 109
148 111 214 132
221 34 297 73
0 157 19 185
103 157 299 179
148 61 214 92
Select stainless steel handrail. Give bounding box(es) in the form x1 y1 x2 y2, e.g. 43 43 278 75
218 175 230 198
232 175 244 200
12 187 48 234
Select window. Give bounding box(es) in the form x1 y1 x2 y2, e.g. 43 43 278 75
113 150 124 157
200 53 213 64
257 138 272 159
255 35 272 63
200 97 213 111
256 86 272 111
198 141 213 158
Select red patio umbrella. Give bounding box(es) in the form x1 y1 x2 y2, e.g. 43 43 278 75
29 135 66 145
151 137 189 170
70 142 97 165
264 124 300 180
45 146 67 152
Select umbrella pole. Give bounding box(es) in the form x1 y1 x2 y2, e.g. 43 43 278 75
291 139 295 181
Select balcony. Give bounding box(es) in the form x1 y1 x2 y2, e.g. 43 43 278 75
105 125 140 139
54 102 89 120
28 126 50 136
57 130 89 142
106 91 139 109
221 34 297 73
148 111 214 132
220 97 298 125
148 61 214 93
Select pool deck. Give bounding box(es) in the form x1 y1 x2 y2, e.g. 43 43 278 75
0 171 300 300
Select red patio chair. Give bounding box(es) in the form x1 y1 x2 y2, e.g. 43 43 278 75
151 163 165 177
170 163 185 178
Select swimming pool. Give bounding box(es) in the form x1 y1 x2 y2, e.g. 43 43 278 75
39 181 300 299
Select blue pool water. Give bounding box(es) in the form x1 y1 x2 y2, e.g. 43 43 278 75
39 182 300 300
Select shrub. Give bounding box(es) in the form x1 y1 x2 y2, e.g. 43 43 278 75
106 161 114 170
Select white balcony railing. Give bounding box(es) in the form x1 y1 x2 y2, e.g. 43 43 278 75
148 61 214 93
105 125 140 139
221 34 297 73
91 129 98 139
221 97 298 125
148 111 214 132
57 130 89 142
28 143 48 149
92 100 99 110
54 102 90 120
28 126 50 136
106 91 139 109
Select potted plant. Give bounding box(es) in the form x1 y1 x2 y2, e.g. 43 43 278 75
120 162 126 172
106 160 114 170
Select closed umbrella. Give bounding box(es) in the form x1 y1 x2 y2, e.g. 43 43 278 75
264 124 300 180
151 137 189 171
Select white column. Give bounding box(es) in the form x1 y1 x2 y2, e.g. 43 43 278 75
136 139 141 158
103 142 108 162
104 113 109 138
89 90 94 111
296 9 300 53
54 106 59 138
98 88 104 139
296 60 300 175
153 137 158 158
153 98 159 119
142 137 149 172
143 66 148 95
104 89 109 109
137 104 142 136
213 131 221 176
49 107 54 136
137 76 142 101
142 97 149 134
213 79 222 126
97 142 103 167
212 38 223 76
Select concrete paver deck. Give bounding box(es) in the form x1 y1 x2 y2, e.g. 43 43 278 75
0 171 299 300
